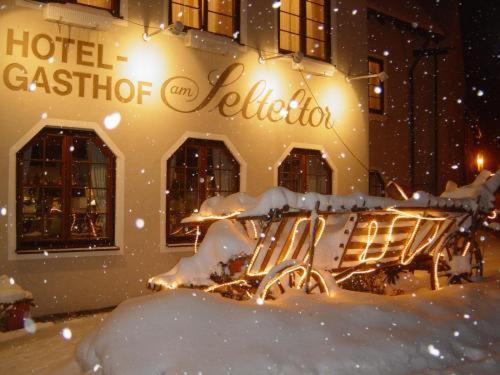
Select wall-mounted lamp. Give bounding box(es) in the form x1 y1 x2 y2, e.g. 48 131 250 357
258 51 304 64
142 21 185 42
346 71 389 82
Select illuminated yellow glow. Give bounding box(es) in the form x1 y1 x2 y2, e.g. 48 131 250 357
148 277 178 290
194 225 200 253
461 241 471 257
400 220 443 265
249 219 258 239
334 268 377 284
487 210 497 220
204 279 249 293
476 153 484 171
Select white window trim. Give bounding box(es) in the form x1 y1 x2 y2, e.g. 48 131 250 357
7 118 125 260
159 131 247 253
274 142 338 195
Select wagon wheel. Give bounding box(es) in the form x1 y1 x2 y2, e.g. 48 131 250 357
255 263 334 303
431 231 483 290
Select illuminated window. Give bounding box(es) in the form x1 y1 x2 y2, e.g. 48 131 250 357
169 0 240 39
278 148 332 194
166 139 240 245
16 128 116 252
368 57 385 114
279 0 331 62
40 1 120 16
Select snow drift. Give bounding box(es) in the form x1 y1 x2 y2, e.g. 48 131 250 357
77 271 500 375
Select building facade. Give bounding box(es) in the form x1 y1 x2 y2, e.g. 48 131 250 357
0 0 370 316
0 0 469 316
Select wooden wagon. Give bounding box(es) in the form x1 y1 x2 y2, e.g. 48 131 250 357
149 171 499 303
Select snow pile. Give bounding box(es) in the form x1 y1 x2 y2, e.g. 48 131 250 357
238 169 499 218
441 169 500 213
77 271 500 374
182 192 258 223
0 275 32 304
148 219 255 288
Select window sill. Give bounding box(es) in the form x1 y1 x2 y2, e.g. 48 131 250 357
184 29 241 56
10 246 122 260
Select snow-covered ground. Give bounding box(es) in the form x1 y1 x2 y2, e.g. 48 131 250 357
1 233 499 375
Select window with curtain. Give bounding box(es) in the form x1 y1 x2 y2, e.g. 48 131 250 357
40 1 120 16
279 0 331 62
278 148 332 194
169 0 240 39
368 57 385 114
167 138 240 245
16 128 116 252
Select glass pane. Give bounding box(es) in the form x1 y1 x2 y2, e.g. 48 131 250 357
90 164 107 188
171 2 200 29
77 0 113 10
280 13 300 34
306 20 325 41
43 162 63 186
207 0 233 15
306 38 325 59
70 213 103 238
72 138 90 161
21 187 39 215
89 140 107 163
280 31 300 52
44 214 63 238
306 174 318 193
306 1 324 23
72 163 90 186
23 139 43 160
186 170 199 191
207 13 233 37
186 146 199 167
91 189 107 212
21 160 43 185
45 136 63 161
20 215 43 238
281 0 300 15
44 188 63 215
71 188 89 213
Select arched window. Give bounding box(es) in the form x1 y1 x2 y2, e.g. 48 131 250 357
167 138 240 245
278 148 332 194
16 127 116 252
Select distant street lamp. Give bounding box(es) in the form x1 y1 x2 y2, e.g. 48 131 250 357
476 153 485 172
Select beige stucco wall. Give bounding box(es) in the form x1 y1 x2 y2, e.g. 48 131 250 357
0 0 368 316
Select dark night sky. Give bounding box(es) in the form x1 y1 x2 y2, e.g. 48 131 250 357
460 0 500 170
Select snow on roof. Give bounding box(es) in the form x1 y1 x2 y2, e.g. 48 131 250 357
0 275 32 304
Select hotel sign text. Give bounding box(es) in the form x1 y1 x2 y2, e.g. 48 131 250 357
2 29 335 130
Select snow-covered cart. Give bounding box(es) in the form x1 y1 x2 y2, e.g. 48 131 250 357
149 170 499 303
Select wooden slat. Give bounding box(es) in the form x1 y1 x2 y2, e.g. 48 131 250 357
341 249 402 262
291 221 311 260
276 217 305 264
346 238 407 250
352 225 415 236
258 217 290 273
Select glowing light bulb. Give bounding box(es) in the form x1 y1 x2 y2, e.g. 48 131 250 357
272 1 281 9
103 112 121 130
142 32 152 42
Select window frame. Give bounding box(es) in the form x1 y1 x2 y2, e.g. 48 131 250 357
278 0 332 63
166 138 240 246
368 56 385 115
278 148 333 194
38 1 120 17
168 0 240 41
15 127 116 253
